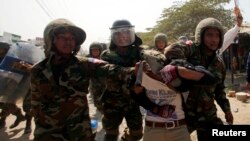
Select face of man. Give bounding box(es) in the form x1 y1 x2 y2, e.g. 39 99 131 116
111 27 135 47
155 40 167 51
90 48 101 58
54 32 76 56
203 28 220 52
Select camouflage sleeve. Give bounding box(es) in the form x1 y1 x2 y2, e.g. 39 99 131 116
213 61 231 113
78 56 135 82
164 43 194 63
95 63 134 81
214 81 231 113
164 44 185 64
30 68 42 118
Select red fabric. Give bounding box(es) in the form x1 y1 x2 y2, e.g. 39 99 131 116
160 65 178 84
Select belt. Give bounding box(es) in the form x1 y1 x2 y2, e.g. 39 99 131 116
145 119 186 129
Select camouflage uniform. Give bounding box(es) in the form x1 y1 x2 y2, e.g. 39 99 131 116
31 18 134 141
87 42 105 112
164 18 232 141
153 33 168 53
100 20 143 141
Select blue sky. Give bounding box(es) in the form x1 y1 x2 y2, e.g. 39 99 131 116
0 0 249 50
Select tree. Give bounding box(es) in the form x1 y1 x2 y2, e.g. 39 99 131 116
139 0 235 46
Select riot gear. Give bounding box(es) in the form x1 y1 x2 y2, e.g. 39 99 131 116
110 20 135 47
0 42 10 62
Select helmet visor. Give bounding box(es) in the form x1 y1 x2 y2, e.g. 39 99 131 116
111 27 135 47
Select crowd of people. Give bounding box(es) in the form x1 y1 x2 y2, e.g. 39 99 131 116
0 7 247 141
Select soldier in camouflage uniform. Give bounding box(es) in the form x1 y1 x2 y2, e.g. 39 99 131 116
21 62 33 134
30 18 135 141
86 42 103 59
100 19 143 141
87 42 105 112
153 33 168 54
164 17 241 141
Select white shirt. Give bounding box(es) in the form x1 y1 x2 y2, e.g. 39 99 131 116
219 25 241 55
141 72 185 122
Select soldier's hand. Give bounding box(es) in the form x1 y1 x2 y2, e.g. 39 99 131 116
12 61 32 72
234 7 243 27
132 85 144 95
237 14 243 27
225 111 233 125
87 57 107 64
153 104 176 118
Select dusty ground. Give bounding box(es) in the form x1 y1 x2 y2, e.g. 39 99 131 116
0 72 249 141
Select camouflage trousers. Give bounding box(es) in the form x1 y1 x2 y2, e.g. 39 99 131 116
195 117 223 141
33 110 95 141
102 102 143 141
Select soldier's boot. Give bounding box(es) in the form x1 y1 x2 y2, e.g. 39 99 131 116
104 129 119 141
9 108 25 129
121 128 143 141
24 115 32 134
0 117 6 129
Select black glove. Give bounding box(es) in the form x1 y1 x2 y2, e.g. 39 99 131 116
127 74 136 89
169 59 194 68
192 65 217 85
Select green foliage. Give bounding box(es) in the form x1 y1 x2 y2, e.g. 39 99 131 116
140 0 235 46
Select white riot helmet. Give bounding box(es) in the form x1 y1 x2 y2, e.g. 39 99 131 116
110 19 135 47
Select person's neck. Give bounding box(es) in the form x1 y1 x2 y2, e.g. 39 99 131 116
52 54 72 65
116 46 129 55
205 47 216 57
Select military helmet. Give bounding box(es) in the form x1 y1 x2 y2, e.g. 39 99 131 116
43 18 86 56
154 33 167 43
110 19 135 47
140 49 166 75
89 42 102 53
195 17 224 48
178 36 188 42
110 19 134 29
89 42 102 50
